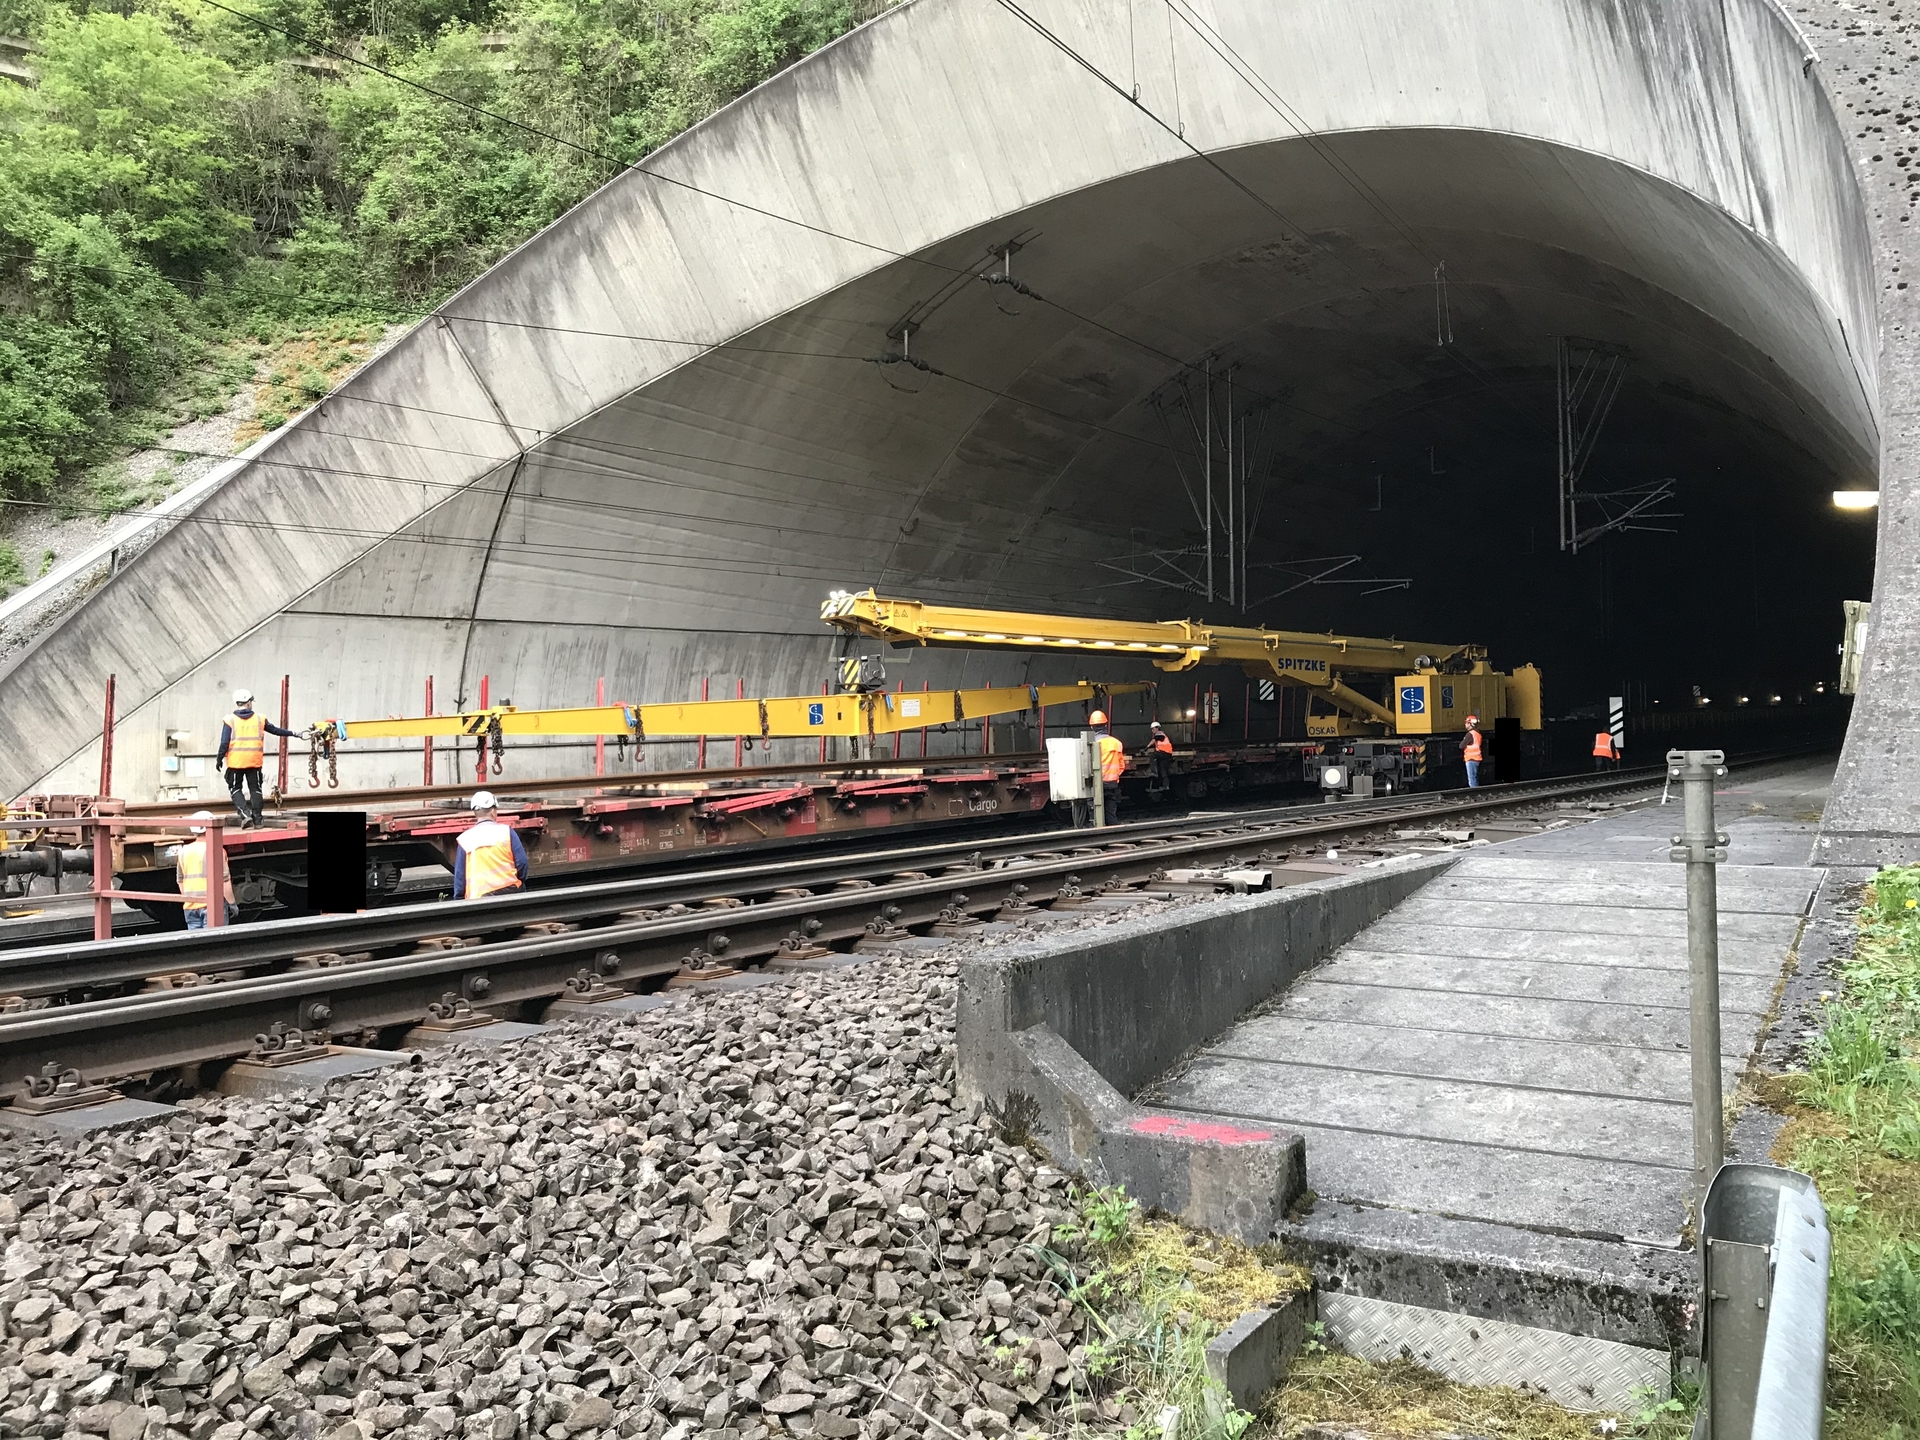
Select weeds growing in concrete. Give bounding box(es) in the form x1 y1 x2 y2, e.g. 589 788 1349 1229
1043 1185 1301 1439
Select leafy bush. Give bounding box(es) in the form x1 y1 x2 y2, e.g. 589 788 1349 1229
0 0 888 500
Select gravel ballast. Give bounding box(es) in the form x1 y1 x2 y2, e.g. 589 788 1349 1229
0 952 1105 1440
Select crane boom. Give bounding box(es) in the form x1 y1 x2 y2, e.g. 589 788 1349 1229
820 590 1539 738
320 681 1144 744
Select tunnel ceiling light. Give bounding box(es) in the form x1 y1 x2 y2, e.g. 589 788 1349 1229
1833 490 1880 510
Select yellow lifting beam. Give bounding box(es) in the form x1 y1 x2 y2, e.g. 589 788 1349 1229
322 681 1143 745
820 590 1540 738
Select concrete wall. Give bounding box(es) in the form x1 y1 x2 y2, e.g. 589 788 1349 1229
0 0 1876 803
1809 0 1920 867
956 856 1453 1115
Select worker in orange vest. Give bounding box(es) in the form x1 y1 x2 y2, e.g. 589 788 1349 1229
1461 714 1486 788
217 688 298 829
1148 721 1175 790
1593 728 1620 770
175 810 234 930
1090 710 1127 782
452 790 529 900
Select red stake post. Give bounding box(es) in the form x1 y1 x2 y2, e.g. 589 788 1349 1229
98 674 116 799
424 676 435 787
92 814 113 942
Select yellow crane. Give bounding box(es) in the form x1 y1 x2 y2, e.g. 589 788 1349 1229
820 590 1540 739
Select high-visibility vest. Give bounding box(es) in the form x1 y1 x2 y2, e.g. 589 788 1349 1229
1593 732 1617 759
1461 729 1484 762
458 820 521 898
1151 734 1174 755
177 839 207 913
1098 734 1127 783
225 712 266 769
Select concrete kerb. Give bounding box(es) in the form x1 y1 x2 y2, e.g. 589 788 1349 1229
956 854 1455 1242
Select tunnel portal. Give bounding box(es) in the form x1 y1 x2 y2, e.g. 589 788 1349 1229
0 0 1882 808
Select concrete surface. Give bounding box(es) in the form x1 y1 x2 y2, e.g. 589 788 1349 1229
1810 0 1920 868
0 0 1876 804
1203 1294 1313 1413
400 1019 552 1049
0 1096 177 1140
213 1045 420 1097
1152 763 1830 1245
957 854 1453 1109
955 858 1449 1238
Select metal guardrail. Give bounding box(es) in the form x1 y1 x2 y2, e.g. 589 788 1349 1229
1700 1164 1830 1439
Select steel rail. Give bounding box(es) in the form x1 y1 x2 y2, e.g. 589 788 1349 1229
0 766 1694 1091
0 767 1672 1002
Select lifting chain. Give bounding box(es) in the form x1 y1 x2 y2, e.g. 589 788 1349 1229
489 714 505 776
307 726 338 789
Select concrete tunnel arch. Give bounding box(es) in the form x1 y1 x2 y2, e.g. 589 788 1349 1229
0 0 1888 811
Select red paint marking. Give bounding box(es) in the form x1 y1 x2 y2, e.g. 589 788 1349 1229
1130 1115 1273 1145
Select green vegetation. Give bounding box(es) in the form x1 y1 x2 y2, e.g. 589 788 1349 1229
1769 865 1920 1438
0 0 873 502
1042 1184 1302 1439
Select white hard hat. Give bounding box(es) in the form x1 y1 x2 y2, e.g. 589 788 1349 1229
233 688 253 705
188 809 214 834
471 791 497 811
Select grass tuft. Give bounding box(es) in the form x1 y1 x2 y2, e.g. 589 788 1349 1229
1762 864 1920 1438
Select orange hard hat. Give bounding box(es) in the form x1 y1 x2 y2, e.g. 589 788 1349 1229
1464 713 1479 724
1089 709 1109 726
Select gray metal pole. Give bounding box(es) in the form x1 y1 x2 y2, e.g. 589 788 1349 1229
1089 730 1107 829
1668 748 1729 1203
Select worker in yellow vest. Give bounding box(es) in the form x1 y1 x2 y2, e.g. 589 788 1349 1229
175 811 234 930
1593 729 1620 770
1461 714 1486 788
217 688 298 829
452 791 529 900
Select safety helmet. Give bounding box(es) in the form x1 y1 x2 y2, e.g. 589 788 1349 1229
188 809 214 834
471 790 497 811
1089 710 1109 726
1464 713 1479 725
233 688 253 705
1150 721 1166 731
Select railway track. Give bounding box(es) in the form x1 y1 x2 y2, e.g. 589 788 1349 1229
0 761 1746 1102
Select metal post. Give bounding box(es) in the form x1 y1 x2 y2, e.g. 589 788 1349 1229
921 680 929 759
893 681 903 760
1669 748 1729 1202
92 815 113 942
98 674 116 799
821 682 830 764
698 678 708 770
1204 356 1213 602
1087 730 1106 829
206 820 227 929
734 677 744 767
277 674 291 798
424 676 435 787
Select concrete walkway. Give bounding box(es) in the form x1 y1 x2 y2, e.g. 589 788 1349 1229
1146 759 1830 1246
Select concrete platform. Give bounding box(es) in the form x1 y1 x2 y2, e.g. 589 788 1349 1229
1144 758 1834 1398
